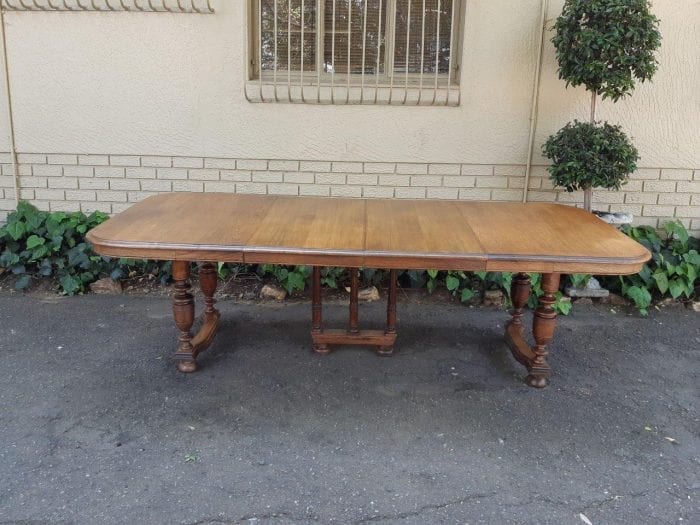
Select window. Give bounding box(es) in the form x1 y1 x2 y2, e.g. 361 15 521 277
246 0 463 105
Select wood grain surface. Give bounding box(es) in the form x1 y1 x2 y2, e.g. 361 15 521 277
87 193 650 274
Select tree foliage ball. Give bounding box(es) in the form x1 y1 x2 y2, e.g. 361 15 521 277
542 121 639 192
553 0 661 101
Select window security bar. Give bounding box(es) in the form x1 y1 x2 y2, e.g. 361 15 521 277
246 0 462 106
0 0 215 13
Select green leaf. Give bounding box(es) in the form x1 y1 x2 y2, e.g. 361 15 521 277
14 274 30 290
427 269 438 279
652 271 668 294
59 274 82 295
26 234 46 250
6 221 25 241
460 288 475 302
668 279 686 299
445 275 460 291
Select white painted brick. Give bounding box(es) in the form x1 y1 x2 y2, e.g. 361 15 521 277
34 189 65 201
461 164 494 176
268 183 300 195
284 172 314 184
674 206 700 218
660 169 693 180
18 189 34 199
140 180 172 192
300 184 331 196
188 169 220 181
694 170 700 180
331 186 362 198
78 154 109 166
643 180 676 192
633 217 659 228
395 163 426 175
691 194 700 205
459 188 491 200
592 190 625 204
540 178 556 190
657 193 691 205
81 203 107 214
221 170 252 182
237 159 268 171
31 164 62 178
427 188 459 199
300 161 331 172
111 203 133 213
79 178 110 190
252 172 283 183
173 157 204 168
156 168 188 180
269 160 299 171
332 162 363 173
236 182 267 194
642 205 675 217
691 219 700 231
204 158 237 170
125 167 156 179
128 192 158 202
621 180 643 192
443 176 475 188
65 190 96 201
141 156 172 167
96 190 128 202
625 193 657 204
631 168 661 180
378 174 409 186
204 182 237 193
173 181 204 192
494 165 525 177
17 153 46 163
94 167 123 178
677 181 700 193
508 177 525 189
316 173 346 185
19 176 47 188
109 155 140 166
428 164 460 175
3 189 15 199
0 176 13 187
0 153 12 163
556 191 583 203
110 179 141 191
363 162 395 174
347 174 377 185
475 176 508 189
527 177 543 189
3 164 29 176
526 191 557 202
609 204 643 215
64 165 95 178
395 187 426 199
47 154 77 165
362 186 394 198
50 201 80 212
491 189 522 201
411 175 442 187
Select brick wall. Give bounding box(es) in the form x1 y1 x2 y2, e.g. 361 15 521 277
1 152 698 234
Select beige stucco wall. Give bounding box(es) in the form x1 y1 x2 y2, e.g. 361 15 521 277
0 0 698 230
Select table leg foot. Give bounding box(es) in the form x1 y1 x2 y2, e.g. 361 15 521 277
376 346 394 356
177 358 199 373
505 272 560 388
313 343 331 355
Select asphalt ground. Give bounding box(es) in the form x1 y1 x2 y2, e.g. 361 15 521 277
0 293 698 524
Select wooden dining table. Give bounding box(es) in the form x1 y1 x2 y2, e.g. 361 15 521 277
87 193 650 387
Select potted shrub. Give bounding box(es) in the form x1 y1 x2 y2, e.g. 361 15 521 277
543 0 661 213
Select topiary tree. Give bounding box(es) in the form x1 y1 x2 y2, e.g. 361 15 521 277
544 0 661 212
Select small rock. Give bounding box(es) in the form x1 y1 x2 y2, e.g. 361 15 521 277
482 289 504 307
593 210 634 225
0 268 5 276
344 285 380 302
260 283 287 300
89 277 122 294
689 301 700 313
565 276 609 298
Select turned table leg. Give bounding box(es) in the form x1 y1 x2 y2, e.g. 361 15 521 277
377 269 397 356
172 260 197 372
311 266 330 355
504 272 561 388
172 261 221 373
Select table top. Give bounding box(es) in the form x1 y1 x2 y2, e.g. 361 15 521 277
86 193 650 274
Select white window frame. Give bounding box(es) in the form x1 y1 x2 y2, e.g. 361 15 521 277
245 0 465 105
